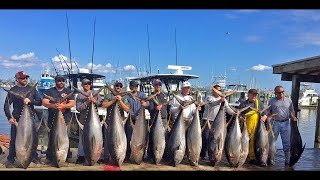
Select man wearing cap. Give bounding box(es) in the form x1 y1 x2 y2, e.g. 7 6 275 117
75 78 104 164
200 84 234 160
170 81 198 124
3 71 42 168
42 75 75 164
124 80 149 160
238 88 267 166
148 79 168 127
101 80 129 163
267 85 298 166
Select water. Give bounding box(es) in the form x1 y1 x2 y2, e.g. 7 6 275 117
0 87 317 149
0 88 12 136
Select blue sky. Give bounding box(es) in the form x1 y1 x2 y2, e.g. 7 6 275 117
0 10 320 92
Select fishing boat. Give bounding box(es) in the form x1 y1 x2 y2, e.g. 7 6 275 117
37 69 55 97
225 84 248 108
298 83 319 107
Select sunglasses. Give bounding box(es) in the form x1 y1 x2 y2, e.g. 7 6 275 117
56 80 65 82
276 91 284 94
115 85 122 88
18 77 28 80
84 83 91 85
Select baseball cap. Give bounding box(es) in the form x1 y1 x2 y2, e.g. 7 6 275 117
82 78 91 84
114 80 123 87
15 71 29 79
55 75 65 81
182 81 191 88
152 79 162 86
248 89 258 94
129 80 139 87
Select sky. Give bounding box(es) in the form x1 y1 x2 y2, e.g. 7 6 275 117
0 10 320 92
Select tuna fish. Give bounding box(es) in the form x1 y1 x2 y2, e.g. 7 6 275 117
149 110 166 164
168 109 186 167
254 118 269 167
4 83 41 169
73 87 104 166
130 106 149 164
238 121 249 167
207 102 226 166
108 102 127 166
224 106 249 167
43 92 74 168
266 120 276 166
186 110 202 166
289 121 305 167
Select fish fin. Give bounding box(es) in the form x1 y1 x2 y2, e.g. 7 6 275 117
36 116 44 132
105 83 118 96
225 90 236 97
207 118 211 130
226 114 235 127
129 114 135 129
260 105 271 114
3 89 25 100
212 88 224 97
103 121 108 129
42 117 51 132
73 87 89 97
76 118 84 130
123 116 128 126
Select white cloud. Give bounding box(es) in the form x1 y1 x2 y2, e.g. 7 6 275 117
291 32 320 47
11 52 35 60
289 10 320 22
0 52 38 69
247 64 272 71
244 35 262 43
123 65 136 71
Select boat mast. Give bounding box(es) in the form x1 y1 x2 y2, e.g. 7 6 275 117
147 24 151 75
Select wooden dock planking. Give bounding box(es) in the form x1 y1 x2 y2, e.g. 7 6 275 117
0 147 319 171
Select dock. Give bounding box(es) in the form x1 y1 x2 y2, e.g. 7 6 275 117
0 147 319 171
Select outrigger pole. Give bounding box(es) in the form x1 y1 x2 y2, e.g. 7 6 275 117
66 12 73 72
147 24 151 75
91 17 96 74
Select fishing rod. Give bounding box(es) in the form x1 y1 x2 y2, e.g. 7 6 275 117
175 28 178 65
55 51 67 75
56 48 71 74
51 60 59 75
66 12 73 71
147 24 151 75
91 17 96 74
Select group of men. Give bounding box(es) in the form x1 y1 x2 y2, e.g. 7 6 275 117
3 70 298 168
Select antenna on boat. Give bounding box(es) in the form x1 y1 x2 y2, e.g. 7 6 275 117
175 28 178 65
90 17 96 74
147 24 151 75
66 12 73 72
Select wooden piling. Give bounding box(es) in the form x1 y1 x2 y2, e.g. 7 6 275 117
314 99 320 148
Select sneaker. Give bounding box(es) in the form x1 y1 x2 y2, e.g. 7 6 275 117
5 161 15 168
260 162 267 167
75 156 85 164
268 160 275 166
